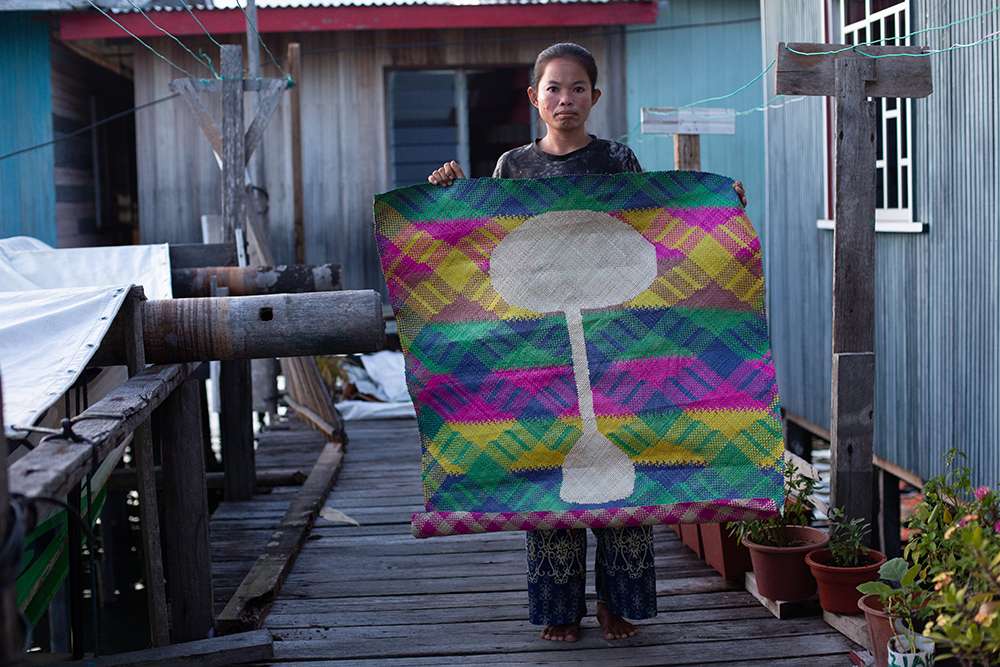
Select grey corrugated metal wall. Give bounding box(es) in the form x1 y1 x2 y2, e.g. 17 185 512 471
761 0 1000 484
760 0 832 434
133 28 622 296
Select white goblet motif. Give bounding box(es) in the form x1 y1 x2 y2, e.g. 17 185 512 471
491 210 657 504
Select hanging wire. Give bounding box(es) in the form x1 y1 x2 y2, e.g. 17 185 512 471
121 0 219 78
177 0 247 76
786 5 1000 57
0 93 179 163
84 0 200 78
644 59 775 118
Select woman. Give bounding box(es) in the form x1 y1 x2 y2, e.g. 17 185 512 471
429 43 745 644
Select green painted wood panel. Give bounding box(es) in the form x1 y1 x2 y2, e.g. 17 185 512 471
0 13 56 245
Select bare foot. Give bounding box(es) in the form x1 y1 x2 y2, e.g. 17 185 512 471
595 601 638 641
540 620 580 642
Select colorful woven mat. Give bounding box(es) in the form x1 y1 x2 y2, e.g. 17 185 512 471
374 171 784 538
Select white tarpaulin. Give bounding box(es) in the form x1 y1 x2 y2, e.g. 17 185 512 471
0 238 175 436
336 351 415 420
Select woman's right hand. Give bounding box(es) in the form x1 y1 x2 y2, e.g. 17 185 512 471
428 161 466 187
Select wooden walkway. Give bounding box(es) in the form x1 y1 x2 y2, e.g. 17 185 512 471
213 417 859 666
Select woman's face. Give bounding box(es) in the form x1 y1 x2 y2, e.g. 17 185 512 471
529 58 601 134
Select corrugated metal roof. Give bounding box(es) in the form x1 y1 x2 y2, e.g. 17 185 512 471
107 0 632 11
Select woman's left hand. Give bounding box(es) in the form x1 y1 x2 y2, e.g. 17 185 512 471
733 181 747 208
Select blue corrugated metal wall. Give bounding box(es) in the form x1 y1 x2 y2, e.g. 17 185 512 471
0 13 56 246
625 0 766 247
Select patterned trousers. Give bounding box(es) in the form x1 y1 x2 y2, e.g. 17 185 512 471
525 525 657 625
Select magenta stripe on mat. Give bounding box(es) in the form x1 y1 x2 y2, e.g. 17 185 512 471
411 498 780 538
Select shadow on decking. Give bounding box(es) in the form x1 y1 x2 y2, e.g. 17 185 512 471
217 418 858 667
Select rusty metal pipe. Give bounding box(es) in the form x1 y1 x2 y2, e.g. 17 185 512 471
90 290 385 365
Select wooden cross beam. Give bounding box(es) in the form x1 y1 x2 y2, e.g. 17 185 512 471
775 42 932 538
640 106 735 171
168 44 292 245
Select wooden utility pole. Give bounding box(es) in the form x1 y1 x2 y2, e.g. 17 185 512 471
775 42 932 536
169 46 292 500
640 106 735 171
288 42 305 265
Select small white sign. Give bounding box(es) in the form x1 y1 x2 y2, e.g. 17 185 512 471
640 107 736 135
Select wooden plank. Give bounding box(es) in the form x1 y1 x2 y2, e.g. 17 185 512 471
831 352 876 541
221 358 255 501
288 42 305 265
53 629 272 667
873 454 923 489
282 394 336 440
775 42 932 98
640 107 735 136
161 379 215 642
169 77 287 94
169 78 223 162
168 243 239 270
108 467 307 491
673 134 700 171
217 442 344 634
823 610 871 651
170 264 341 298
744 572 821 620
243 78 288 168
121 290 171 648
221 44 246 245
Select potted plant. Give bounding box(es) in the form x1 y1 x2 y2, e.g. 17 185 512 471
730 458 829 601
903 450 1000 667
805 507 887 614
857 558 934 667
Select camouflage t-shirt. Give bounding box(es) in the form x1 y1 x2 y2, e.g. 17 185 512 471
492 136 642 179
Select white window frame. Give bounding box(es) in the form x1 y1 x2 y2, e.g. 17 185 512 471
817 0 926 233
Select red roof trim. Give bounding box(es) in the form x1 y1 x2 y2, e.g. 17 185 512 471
60 3 657 39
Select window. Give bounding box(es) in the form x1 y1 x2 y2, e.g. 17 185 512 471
387 68 533 189
820 0 923 232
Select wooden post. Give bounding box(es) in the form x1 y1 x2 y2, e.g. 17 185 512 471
161 379 214 642
0 375 21 664
221 44 246 245
673 134 701 171
122 288 171 647
640 106 734 173
774 42 932 536
289 42 305 265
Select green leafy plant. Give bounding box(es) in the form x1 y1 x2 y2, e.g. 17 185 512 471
729 458 816 548
901 449 1000 667
858 557 933 652
825 507 873 568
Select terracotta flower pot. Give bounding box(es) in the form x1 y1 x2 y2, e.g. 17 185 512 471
858 593 894 667
805 547 887 615
701 522 752 581
744 525 830 601
680 523 704 559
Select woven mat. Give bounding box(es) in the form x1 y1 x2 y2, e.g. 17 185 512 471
374 171 784 538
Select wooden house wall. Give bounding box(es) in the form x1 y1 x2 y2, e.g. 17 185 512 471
760 0 1000 484
625 0 766 247
133 28 622 295
0 13 56 246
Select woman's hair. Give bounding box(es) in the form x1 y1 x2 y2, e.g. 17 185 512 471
531 43 598 91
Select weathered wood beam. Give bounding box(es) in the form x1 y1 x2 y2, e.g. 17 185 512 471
161 379 214 642
121 290 171 647
673 134 701 171
244 78 288 168
221 358 255 501
168 243 239 270
169 78 223 161
217 442 343 634
169 77 289 94
8 363 195 524
776 42 932 98
221 44 246 244
90 290 386 366
107 467 307 491
54 629 273 667
288 42 305 266
170 264 342 298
